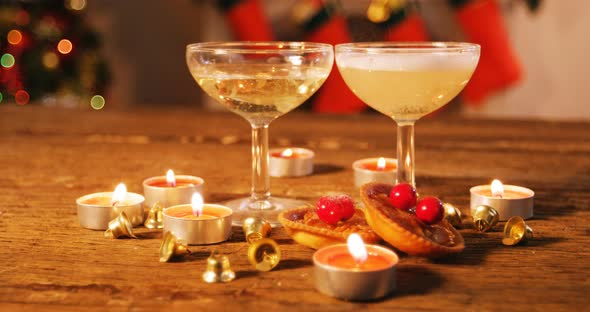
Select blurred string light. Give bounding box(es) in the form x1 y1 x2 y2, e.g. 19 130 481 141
90 95 105 110
42 51 59 69
7 30 23 45
0 92 3 103
15 90 30 105
1 54 16 68
67 0 87 11
57 39 73 54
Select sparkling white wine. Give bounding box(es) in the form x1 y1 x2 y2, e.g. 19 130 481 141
191 64 329 124
337 54 477 122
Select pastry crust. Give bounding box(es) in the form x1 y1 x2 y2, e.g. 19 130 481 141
361 183 465 258
278 206 380 250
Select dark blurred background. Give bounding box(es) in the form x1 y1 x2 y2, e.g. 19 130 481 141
1 0 588 119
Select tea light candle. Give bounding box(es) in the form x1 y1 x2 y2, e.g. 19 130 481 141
352 157 397 188
470 179 534 221
269 148 314 177
143 169 204 208
313 234 398 301
76 183 145 230
163 193 232 245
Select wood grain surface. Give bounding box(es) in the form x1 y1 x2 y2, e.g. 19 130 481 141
1 106 589 311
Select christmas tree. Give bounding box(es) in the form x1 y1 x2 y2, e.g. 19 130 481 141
0 0 110 109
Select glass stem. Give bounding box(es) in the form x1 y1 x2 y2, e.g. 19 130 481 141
250 124 271 208
396 121 415 187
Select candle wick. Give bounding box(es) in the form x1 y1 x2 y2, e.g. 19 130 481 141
169 182 176 187
111 200 119 207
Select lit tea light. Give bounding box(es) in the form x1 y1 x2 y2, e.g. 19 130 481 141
163 193 232 245
166 169 176 187
269 147 314 177
470 179 534 221
142 169 204 208
76 183 145 230
352 157 397 188
313 233 398 301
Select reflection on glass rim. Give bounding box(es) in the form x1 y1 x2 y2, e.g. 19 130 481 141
336 42 480 53
187 41 333 54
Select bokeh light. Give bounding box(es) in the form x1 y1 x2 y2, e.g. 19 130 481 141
90 95 105 110
7 30 23 45
15 90 30 105
68 0 87 11
57 39 73 54
0 92 3 104
1 54 15 68
15 10 30 26
42 52 59 69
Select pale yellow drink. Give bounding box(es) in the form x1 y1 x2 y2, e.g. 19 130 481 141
338 67 473 121
335 43 480 187
191 64 329 124
336 51 478 122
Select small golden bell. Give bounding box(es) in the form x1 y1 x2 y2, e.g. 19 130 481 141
502 216 533 246
104 212 137 239
202 251 235 283
443 203 462 228
242 217 271 244
144 202 164 229
160 231 190 262
248 238 281 272
472 205 499 232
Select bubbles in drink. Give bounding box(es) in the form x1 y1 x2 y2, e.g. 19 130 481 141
191 64 329 124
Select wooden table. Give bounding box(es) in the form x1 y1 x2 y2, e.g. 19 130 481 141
1 106 589 311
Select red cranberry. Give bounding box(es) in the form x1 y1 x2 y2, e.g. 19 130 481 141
416 196 444 224
316 194 355 225
388 183 417 211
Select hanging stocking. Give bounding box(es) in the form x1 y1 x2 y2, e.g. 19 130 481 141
296 0 365 113
451 0 522 105
217 0 274 41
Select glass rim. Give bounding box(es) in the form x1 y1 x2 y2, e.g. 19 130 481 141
335 42 480 53
186 41 333 54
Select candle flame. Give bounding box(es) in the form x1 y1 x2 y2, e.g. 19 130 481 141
377 157 386 170
491 179 504 198
166 169 176 187
281 148 294 157
347 233 368 265
191 193 204 217
111 183 127 206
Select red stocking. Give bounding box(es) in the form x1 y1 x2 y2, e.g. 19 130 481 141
218 0 274 41
453 0 522 105
302 2 365 113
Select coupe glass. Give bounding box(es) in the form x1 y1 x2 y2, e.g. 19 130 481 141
186 42 333 226
335 42 480 186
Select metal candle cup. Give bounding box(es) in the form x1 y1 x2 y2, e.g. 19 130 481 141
313 244 398 301
143 175 204 208
269 147 314 177
162 204 232 245
76 192 144 230
352 157 397 188
470 184 534 221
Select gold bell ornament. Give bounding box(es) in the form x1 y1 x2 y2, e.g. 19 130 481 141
202 251 235 283
144 202 164 229
159 231 190 262
104 212 137 239
443 203 463 228
502 216 533 246
243 217 280 271
472 205 499 232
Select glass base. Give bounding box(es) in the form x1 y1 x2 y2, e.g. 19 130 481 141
222 197 311 227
